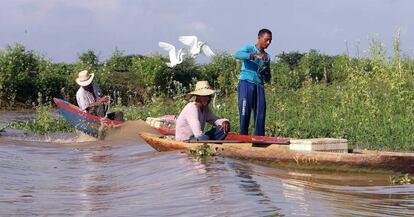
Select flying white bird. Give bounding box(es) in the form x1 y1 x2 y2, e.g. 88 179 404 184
158 42 186 67
178 36 215 58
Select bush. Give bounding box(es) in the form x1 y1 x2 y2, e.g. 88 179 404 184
0 44 39 107
199 53 239 96
36 60 73 103
271 62 304 89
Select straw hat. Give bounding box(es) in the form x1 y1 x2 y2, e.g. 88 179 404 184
76 70 94 86
186 81 216 99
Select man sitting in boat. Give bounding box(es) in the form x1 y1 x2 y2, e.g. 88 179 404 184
175 81 230 141
75 70 123 121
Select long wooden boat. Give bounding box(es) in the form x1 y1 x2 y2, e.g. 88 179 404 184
139 132 414 173
54 98 290 143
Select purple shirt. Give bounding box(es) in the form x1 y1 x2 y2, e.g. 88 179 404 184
175 102 228 141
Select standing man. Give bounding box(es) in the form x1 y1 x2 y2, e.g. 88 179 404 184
235 29 272 136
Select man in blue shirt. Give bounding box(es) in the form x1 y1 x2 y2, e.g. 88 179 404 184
235 29 272 136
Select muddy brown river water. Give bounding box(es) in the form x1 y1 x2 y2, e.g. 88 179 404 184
0 113 413 216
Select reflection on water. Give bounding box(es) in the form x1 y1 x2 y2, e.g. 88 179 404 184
228 161 282 217
79 145 114 215
281 179 310 216
0 116 414 216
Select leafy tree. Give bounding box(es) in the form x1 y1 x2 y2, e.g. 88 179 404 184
78 50 99 67
298 49 334 84
105 48 143 72
276 51 304 69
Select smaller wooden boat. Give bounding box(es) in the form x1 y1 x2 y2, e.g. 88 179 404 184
139 132 414 173
53 98 122 137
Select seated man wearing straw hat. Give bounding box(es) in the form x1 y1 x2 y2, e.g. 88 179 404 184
75 70 123 121
175 81 230 141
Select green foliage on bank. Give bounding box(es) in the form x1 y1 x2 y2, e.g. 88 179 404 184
2 34 414 151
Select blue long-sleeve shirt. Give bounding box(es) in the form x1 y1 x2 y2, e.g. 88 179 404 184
235 44 270 86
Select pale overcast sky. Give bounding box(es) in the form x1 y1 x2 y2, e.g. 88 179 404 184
0 0 413 62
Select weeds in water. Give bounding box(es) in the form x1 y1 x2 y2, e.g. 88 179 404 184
389 173 412 185
10 103 74 135
190 144 215 157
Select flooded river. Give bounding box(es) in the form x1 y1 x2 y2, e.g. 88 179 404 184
1 113 414 216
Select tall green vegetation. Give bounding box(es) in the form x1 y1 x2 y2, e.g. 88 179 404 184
199 53 240 96
1 34 414 151
0 44 38 107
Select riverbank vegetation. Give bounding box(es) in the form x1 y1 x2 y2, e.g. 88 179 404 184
9 103 74 135
2 34 414 151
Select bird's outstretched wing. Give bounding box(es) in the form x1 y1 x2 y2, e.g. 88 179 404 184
201 44 215 57
158 41 175 51
178 36 198 47
159 41 177 64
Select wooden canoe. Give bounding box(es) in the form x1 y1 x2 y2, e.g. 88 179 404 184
139 132 414 173
53 98 123 137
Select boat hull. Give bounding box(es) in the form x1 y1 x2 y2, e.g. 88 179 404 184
139 133 414 173
53 98 122 137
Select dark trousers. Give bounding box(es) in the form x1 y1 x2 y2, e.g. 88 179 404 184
237 80 266 136
205 127 228 140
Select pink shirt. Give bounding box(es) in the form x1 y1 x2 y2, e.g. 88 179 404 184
175 102 228 141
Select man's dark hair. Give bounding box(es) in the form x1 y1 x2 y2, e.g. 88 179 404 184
258 29 272 36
